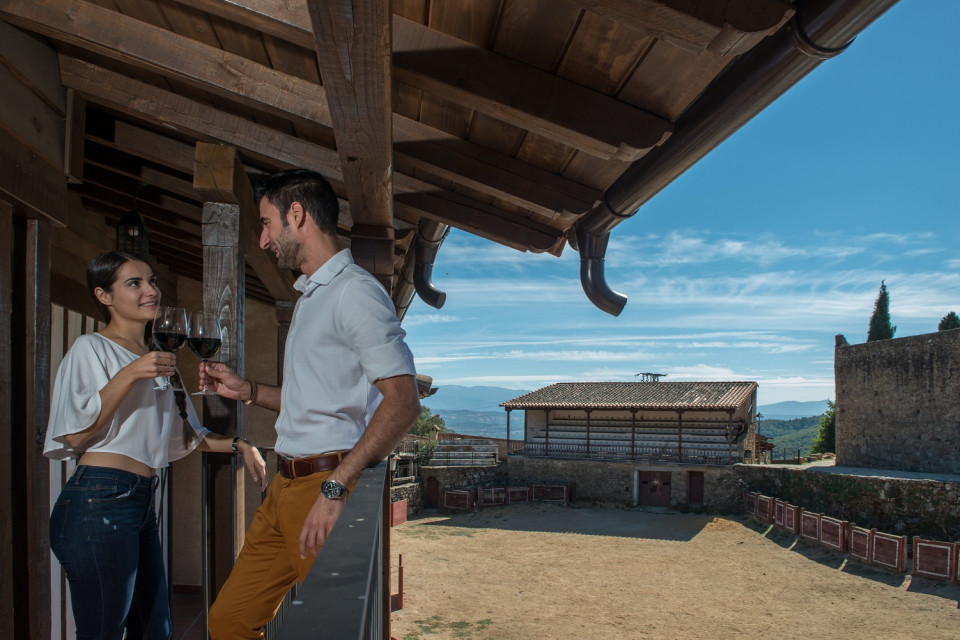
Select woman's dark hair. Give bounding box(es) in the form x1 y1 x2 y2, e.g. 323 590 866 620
87 251 151 322
253 169 339 234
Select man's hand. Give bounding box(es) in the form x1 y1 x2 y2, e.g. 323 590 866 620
239 440 269 492
199 361 248 400
298 492 346 559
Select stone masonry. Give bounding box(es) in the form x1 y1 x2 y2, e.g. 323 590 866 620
834 329 960 474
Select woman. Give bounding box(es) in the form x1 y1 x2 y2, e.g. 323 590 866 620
44 251 267 640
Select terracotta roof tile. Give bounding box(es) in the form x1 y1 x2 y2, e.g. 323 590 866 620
500 381 757 411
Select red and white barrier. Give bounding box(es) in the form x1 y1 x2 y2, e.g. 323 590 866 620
912 538 957 582
848 525 871 562
870 531 907 573
800 511 820 541
819 516 848 552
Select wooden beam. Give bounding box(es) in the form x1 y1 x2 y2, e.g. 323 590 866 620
58 55 343 178
63 88 85 184
0 200 13 638
59 57 559 252
307 0 394 284
395 191 563 254
0 125 67 227
193 143 296 301
0 0 332 128
392 15 672 161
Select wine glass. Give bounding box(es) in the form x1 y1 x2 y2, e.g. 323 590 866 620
152 306 188 390
187 310 223 396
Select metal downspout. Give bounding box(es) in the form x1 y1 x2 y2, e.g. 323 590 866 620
413 219 448 309
574 0 899 315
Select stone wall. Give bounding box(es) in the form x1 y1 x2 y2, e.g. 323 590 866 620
418 462 508 492
835 329 960 473
738 465 960 541
391 482 423 517
507 457 742 511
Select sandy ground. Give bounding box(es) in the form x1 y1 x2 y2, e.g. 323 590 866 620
389 503 960 640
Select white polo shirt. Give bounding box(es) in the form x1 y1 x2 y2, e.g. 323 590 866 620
273 249 416 458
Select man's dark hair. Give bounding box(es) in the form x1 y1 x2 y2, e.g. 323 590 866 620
254 169 339 234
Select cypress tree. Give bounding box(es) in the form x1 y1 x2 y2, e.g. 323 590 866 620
866 281 896 341
810 400 836 454
938 311 960 331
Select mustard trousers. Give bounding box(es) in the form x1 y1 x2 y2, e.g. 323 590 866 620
207 469 330 639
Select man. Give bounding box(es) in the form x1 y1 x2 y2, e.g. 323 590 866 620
200 169 421 638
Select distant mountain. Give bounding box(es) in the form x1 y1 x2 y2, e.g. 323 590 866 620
758 400 829 419
423 385 530 413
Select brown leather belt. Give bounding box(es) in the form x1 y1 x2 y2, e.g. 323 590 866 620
278 451 347 479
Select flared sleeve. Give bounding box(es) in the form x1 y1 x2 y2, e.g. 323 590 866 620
44 335 114 460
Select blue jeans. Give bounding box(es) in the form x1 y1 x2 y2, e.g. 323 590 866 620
49 466 171 640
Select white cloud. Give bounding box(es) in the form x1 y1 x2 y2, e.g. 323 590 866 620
402 313 461 327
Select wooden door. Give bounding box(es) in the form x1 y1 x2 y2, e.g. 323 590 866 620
688 471 704 505
638 471 672 507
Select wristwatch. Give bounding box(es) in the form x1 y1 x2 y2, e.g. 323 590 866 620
231 436 249 454
321 479 349 500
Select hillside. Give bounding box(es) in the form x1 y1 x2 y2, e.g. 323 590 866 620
759 416 822 458
757 400 829 419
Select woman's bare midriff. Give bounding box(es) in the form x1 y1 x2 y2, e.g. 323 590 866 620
77 451 154 478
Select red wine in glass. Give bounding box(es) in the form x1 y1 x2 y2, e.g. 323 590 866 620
188 311 223 396
152 306 188 390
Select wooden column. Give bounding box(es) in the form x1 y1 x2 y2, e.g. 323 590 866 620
0 200 14 637
630 410 637 460
10 216 52 639
585 409 592 458
727 411 735 464
544 409 550 454
200 200 246 606
505 409 511 446
677 410 683 464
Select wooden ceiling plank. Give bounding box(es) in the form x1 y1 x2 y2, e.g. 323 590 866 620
492 0 582 72
193 142 296 301
392 15 672 161
306 0 393 230
573 0 793 56
0 125 68 226
112 120 196 173
557 11 655 97
426 0 501 47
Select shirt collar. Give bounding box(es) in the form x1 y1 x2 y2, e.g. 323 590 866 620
293 249 353 295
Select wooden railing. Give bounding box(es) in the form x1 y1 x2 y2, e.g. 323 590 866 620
516 442 739 465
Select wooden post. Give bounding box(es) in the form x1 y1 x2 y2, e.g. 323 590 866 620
11 216 52 639
585 409 591 458
200 200 246 605
0 200 14 637
544 409 550 455
505 409 511 447
677 410 683 464
630 409 637 460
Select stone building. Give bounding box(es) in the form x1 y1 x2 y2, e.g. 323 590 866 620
834 329 960 474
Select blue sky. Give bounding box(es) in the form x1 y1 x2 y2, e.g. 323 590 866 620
401 1 960 406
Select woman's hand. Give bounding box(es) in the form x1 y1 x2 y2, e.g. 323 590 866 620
238 440 269 492
199 361 248 400
125 351 177 381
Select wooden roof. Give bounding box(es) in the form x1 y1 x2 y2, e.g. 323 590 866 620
501 381 758 411
0 0 898 313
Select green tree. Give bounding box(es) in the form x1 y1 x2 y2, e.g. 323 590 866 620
938 311 960 331
810 400 836 454
866 280 896 341
409 405 447 438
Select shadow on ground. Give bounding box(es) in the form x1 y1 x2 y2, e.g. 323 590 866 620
405 503 711 541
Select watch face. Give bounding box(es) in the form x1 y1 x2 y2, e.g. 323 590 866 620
322 480 345 499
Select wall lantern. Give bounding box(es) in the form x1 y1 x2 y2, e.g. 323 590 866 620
116 183 150 259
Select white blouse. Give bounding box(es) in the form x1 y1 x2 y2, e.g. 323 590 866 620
44 333 209 468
